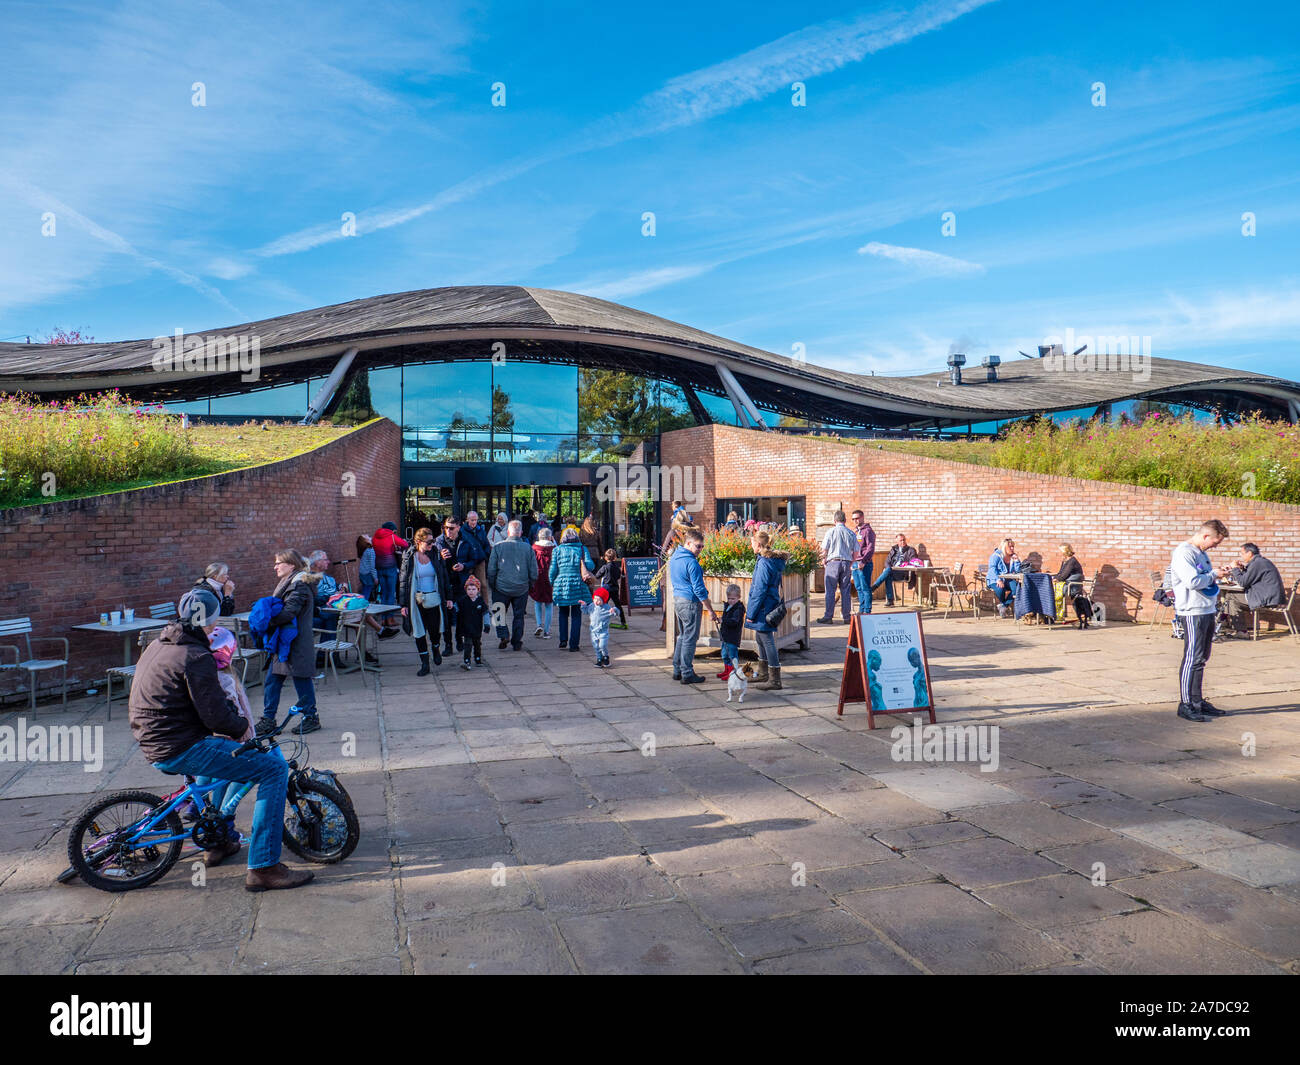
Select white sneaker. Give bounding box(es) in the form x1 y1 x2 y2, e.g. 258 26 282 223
534 627 543 637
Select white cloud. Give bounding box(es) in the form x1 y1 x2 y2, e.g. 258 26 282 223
252 0 998 259
858 241 985 276
566 264 720 303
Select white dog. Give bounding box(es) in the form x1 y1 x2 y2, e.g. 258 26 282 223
726 663 754 703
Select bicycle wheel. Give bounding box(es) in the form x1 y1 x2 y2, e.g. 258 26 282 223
282 777 359 863
67 790 184 892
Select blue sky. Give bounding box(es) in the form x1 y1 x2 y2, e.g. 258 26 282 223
3 0 1299 381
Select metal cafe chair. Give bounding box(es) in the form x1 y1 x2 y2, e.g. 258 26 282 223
1144 571 1171 638
149 602 178 621
104 627 166 720
313 609 372 693
0 617 69 710
932 567 979 620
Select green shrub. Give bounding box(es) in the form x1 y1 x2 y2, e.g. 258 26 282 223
868 414 1300 504
0 391 206 507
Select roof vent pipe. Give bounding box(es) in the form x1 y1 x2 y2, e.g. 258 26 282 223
981 355 1001 382
946 353 966 386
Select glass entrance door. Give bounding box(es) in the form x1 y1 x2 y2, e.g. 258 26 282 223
461 486 511 522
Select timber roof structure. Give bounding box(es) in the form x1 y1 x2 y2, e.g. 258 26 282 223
2 285 1297 428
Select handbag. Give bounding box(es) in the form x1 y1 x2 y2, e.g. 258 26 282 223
765 601 787 627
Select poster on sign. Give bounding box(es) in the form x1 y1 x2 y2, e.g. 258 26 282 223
837 609 935 729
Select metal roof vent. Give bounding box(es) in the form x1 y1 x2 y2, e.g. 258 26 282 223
982 355 1001 382
946 352 966 386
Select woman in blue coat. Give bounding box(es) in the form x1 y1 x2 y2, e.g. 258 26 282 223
549 529 596 652
744 528 788 691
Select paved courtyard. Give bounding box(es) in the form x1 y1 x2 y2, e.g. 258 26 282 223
2 612 1298 975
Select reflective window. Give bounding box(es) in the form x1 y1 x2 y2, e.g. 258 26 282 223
403 361 491 430
209 380 309 416
493 363 577 434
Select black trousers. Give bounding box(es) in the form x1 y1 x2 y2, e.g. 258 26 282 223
462 636 482 662
413 602 442 656
1179 613 1215 707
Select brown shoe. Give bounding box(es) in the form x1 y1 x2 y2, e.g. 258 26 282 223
757 667 783 691
245 862 315 892
204 838 242 868
753 662 770 683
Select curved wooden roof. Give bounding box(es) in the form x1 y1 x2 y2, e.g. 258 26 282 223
2 285 1296 426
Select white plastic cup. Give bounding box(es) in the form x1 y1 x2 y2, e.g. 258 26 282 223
110 611 122 626
124 608 135 622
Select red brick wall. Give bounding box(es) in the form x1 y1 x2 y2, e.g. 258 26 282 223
662 424 1300 619
0 419 401 703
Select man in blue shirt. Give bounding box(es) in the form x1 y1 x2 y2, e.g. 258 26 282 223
818 511 858 624
668 528 718 684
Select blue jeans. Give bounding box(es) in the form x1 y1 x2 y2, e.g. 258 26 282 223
720 641 739 668
592 629 609 658
262 672 317 722
852 559 874 613
990 582 1015 608
558 604 582 648
359 578 375 602
673 599 702 677
753 629 778 667
377 567 398 605
871 565 905 605
154 737 289 869
533 601 553 632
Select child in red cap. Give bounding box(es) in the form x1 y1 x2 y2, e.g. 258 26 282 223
581 586 619 667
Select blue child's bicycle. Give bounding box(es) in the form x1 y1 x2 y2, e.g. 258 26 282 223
62 710 359 892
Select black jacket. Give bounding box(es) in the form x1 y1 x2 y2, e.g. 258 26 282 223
1233 555 1286 609
719 600 745 645
433 533 476 597
594 560 622 597
398 546 451 635
1053 556 1084 590
456 594 490 640
128 621 245 763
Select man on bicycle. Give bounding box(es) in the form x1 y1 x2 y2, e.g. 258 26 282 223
127 617 314 891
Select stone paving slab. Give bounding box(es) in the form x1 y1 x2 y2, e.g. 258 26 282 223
3 614 1297 974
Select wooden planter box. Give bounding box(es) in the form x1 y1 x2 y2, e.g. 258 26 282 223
663 568 811 658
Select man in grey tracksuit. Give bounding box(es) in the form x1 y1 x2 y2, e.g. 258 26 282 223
1169 519 1230 722
487 520 539 651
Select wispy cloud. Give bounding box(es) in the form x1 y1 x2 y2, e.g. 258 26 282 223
858 241 985 276
252 0 998 260
565 263 721 302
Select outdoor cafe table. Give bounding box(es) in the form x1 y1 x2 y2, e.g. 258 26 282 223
72 617 170 666
896 565 942 607
1006 571 1056 620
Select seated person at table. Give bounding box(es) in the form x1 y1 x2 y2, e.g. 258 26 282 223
869 534 918 606
1052 543 1085 620
1220 542 1285 634
986 538 1022 617
308 550 339 634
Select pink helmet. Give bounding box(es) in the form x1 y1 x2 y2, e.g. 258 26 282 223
208 626 237 670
